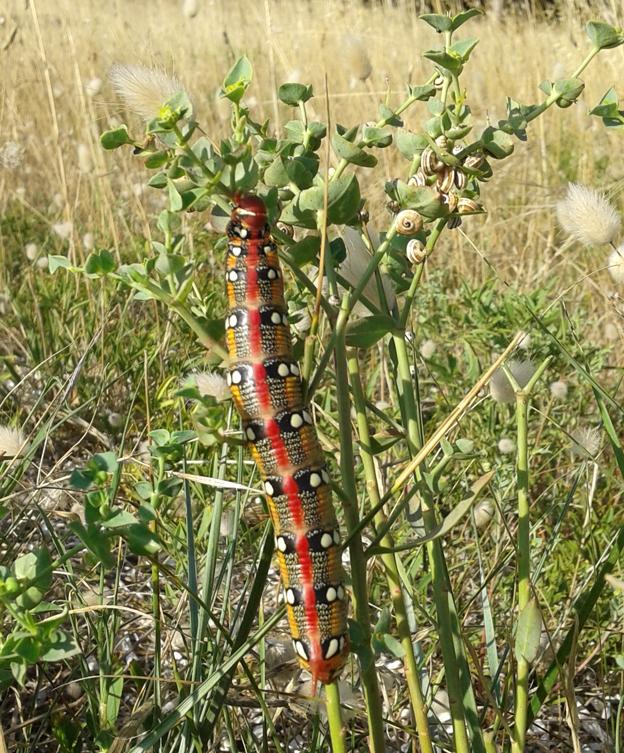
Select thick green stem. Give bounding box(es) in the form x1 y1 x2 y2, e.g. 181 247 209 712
348 348 434 753
512 393 530 753
393 327 491 753
335 301 386 753
325 681 347 753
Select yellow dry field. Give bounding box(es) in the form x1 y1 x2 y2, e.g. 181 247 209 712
1 0 623 335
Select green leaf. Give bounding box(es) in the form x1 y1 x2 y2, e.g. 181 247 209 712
69 521 114 568
290 236 320 266
394 182 448 219
144 151 169 169
382 634 406 658
326 174 361 224
361 126 392 148
105 672 124 727
14 548 51 588
586 20 624 50
263 155 290 187
423 49 463 75
451 8 483 30
407 84 437 101
395 129 428 160
167 180 183 211
450 37 479 62
41 631 81 662
15 636 40 663
482 126 515 159
515 598 542 664
420 13 453 33
331 131 377 167
100 126 133 150
345 315 397 348
552 78 585 101
126 524 161 556
48 255 74 274
221 56 253 103
101 510 138 529
84 249 115 277
93 452 118 474
278 82 313 106
590 88 624 128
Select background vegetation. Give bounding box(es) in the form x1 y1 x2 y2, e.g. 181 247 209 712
0 1 623 752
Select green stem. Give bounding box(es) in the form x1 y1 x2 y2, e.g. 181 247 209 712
391 333 473 753
511 391 530 753
325 681 347 753
348 348 434 753
334 300 386 753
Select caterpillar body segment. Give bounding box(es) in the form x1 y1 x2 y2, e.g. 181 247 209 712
225 195 349 685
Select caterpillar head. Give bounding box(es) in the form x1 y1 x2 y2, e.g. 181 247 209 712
232 194 267 232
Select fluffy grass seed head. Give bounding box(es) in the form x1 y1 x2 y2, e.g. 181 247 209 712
109 63 189 122
550 380 568 400
53 221 73 240
85 77 102 97
489 359 535 403
570 426 602 459
182 0 199 18
420 339 437 360
77 143 93 175
0 141 25 169
498 437 516 455
607 245 624 284
193 370 229 402
25 242 38 261
556 183 621 247
474 498 495 530
343 34 373 84
0 426 26 459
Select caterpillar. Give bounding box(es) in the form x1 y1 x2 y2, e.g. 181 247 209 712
224 194 349 686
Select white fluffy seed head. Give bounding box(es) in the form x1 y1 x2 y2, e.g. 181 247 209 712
83 232 95 250
489 359 536 403
109 63 189 121
0 141 25 169
25 242 38 261
498 437 516 455
474 498 495 529
77 143 93 175
607 246 624 284
556 183 621 247
182 0 199 17
52 221 73 240
85 77 102 97
343 34 373 83
0 426 26 459
419 339 436 360
570 426 602 459
549 380 568 400
194 370 230 401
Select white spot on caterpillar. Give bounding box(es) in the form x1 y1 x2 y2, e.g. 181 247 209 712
290 363 300 375
286 588 297 605
290 413 303 429
278 363 290 377
333 529 341 545
310 473 322 488
239 228 248 238
231 369 242 385
294 640 309 660
264 245 272 253
321 469 330 484
320 532 333 549
337 585 345 600
228 314 238 328
324 638 339 659
228 270 238 282
276 536 287 552
267 268 277 280
231 245 242 257
271 311 282 325
326 587 337 602
246 427 256 441
302 410 313 425
264 480 274 496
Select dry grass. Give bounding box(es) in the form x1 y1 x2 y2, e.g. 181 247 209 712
1 0 624 326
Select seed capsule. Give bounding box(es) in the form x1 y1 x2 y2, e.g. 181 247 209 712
395 209 423 236
420 146 444 176
386 199 400 215
406 239 426 265
457 197 484 215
